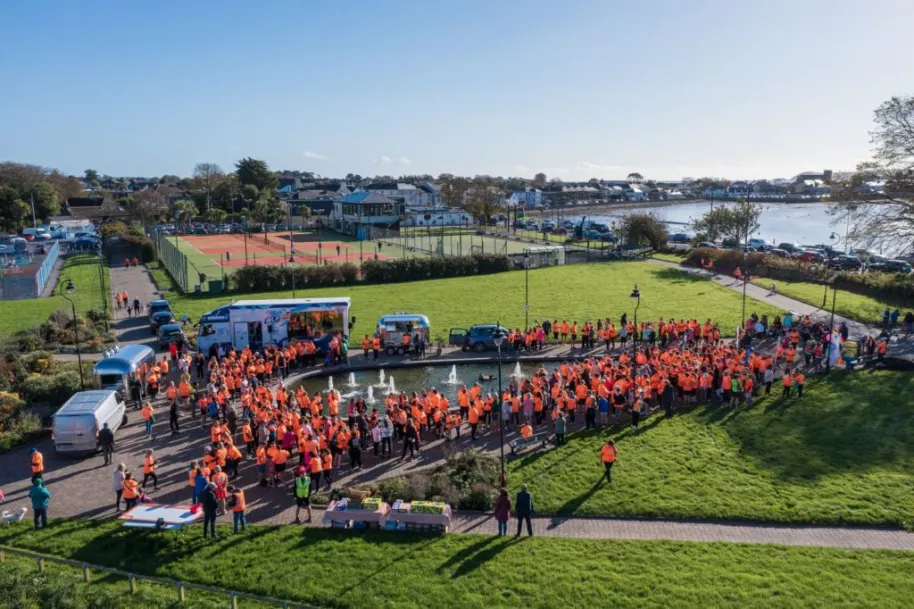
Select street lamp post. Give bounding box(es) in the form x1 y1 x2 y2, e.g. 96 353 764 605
825 280 839 372
523 251 530 329
630 285 640 359
493 324 506 486
61 279 86 391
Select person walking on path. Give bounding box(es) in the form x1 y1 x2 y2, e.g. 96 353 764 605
141 402 154 439
99 422 115 465
601 439 617 484
30 448 44 482
169 399 180 435
514 483 534 538
201 482 219 540
29 478 51 530
112 463 126 511
493 487 511 536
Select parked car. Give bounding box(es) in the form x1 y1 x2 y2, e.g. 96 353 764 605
766 248 791 258
157 323 186 349
52 390 128 455
793 250 826 263
448 324 510 352
869 259 912 274
149 310 175 335
696 242 719 249
585 230 604 240
147 299 172 318
748 238 767 250
669 233 691 243
552 227 568 235
829 255 862 270
777 243 800 254
193 227 208 235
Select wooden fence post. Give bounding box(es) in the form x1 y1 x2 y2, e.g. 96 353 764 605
177 582 185 602
230 592 239 609
37 558 45 572
82 563 91 583
129 574 138 595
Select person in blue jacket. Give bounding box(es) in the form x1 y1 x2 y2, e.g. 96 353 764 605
29 478 51 529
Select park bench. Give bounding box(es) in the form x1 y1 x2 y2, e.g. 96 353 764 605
509 432 549 455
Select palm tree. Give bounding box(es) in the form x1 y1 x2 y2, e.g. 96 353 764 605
205 208 228 225
172 199 199 230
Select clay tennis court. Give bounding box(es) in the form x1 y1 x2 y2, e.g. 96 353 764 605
179 232 395 269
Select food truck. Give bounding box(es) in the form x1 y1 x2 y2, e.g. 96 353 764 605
196 297 351 355
376 313 430 355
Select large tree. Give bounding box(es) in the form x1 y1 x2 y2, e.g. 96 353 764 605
533 172 547 188
84 169 99 186
690 199 762 246
235 157 278 194
831 95 914 253
437 173 470 210
464 176 503 222
0 162 62 225
619 213 668 249
0 186 31 231
627 172 644 183
192 162 225 211
125 189 168 224
171 199 199 227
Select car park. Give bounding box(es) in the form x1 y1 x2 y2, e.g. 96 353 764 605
147 299 172 318
794 250 826 263
828 255 862 270
149 310 175 334
766 248 791 258
777 243 800 253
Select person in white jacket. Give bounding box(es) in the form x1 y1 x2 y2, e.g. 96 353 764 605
113 463 126 512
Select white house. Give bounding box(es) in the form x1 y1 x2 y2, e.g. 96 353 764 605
509 187 543 207
626 186 646 202
405 207 473 227
364 182 439 207
332 192 400 232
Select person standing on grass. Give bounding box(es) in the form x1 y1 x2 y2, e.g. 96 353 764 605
30 478 51 529
514 483 533 538
201 482 219 540
601 439 617 483
293 466 313 523
782 369 793 398
113 463 126 511
493 487 511 536
228 485 246 534
763 366 774 396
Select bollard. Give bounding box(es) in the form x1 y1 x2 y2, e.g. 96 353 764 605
230 592 239 609
37 558 45 572
177 582 185 602
82 563 91 583
129 575 138 595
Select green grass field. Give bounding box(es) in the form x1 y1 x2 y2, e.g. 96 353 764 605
2 520 913 609
0 254 110 338
750 277 900 324
650 250 688 264
508 371 914 526
149 261 781 339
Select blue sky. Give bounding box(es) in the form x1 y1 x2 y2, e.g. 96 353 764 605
2 0 912 181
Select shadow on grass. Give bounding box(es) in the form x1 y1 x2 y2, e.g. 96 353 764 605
695 372 914 482
648 267 709 285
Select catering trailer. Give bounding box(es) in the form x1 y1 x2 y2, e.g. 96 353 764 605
196 297 351 355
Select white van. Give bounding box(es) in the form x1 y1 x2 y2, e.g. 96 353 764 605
52 390 127 455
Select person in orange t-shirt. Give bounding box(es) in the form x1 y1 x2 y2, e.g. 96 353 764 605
600 440 617 483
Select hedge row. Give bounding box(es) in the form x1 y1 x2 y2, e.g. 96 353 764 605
120 233 155 262
229 254 513 292
684 248 914 306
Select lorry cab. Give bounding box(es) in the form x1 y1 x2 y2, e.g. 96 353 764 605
377 313 430 355
52 390 127 455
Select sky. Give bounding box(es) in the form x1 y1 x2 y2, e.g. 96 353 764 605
2 0 913 181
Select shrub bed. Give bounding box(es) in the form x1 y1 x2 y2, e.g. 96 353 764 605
229 254 513 292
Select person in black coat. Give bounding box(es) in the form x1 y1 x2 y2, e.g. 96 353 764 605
201 482 219 540
514 483 533 538
98 423 115 465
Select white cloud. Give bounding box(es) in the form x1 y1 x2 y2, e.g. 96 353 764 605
302 150 327 160
373 155 411 166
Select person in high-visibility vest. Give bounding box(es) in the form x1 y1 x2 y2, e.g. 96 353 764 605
30 448 44 482
293 466 312 523
228 485 246 534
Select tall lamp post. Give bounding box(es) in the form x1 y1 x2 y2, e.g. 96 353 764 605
493 324 506 486
61 279 86 390
630 285 640 359
825 277 839 372
523 251 530 329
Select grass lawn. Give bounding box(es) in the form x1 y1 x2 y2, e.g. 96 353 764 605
750 277 900 324
650 250 687 264
0 254 110 338
2 520 913 609
149 261 781 339
509 371 914 526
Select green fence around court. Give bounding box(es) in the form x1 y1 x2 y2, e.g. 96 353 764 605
155 231 189 292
